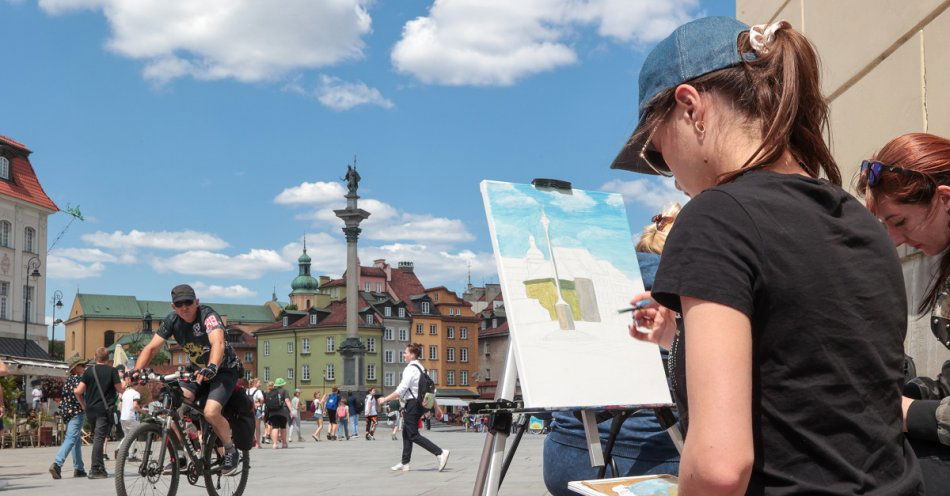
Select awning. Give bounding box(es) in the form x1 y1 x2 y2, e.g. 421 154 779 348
436 397 471 407
1 356 69 377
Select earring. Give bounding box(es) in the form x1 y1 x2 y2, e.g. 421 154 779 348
695 120 705 138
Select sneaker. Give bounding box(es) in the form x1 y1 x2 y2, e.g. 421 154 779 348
390 463 410 472
73 469 87 478
392 433 398 441
49 463 62 479
437 450 450 472
87 470 109 479
221 446 240 475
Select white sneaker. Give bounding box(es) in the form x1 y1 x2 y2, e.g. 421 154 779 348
437 450 450 472
390 463 409 472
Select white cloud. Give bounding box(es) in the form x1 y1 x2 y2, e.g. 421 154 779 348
82 229 229 251
605 194 625 208
391 0 697 86
38 0 373 83
190 281 257 300
152 249 291 279
600 177 689 211
281 233 346 275
47 254 106 279
546 189 596 212
366 214 474 243
50 247 117 263
360 243 495 286
274 181 347 205
317 75 394 111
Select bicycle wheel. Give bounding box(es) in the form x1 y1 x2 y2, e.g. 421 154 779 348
115 422 180 496
202 430 249 496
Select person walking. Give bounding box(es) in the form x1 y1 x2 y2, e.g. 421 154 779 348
247 378 264 448
310 391 324 442
73 347 123 479
377 343 449 472
346 391 361 440
325 387 341 440
364 387 379 440
265 378 293 449
117 372 142 461
262 381 274 444
387 399 402 440
49 355 87 479
289 389 304 442
338 401 350 440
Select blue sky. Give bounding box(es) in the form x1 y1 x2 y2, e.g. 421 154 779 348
0 0 731 336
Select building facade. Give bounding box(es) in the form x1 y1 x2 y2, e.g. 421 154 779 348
737 0 950 377
426 286 480 397
0 135 58 353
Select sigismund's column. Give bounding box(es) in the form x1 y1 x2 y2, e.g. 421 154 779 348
334 164 370 393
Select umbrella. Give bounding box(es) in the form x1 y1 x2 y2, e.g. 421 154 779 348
113 344 129 369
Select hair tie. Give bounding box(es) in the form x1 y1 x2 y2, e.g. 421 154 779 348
749 21 785 54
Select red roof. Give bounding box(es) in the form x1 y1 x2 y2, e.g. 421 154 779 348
360 267 387 277
389 266 427 312
255 294 381 332
0 136 58 212
322 278 345 288
479 321 509 337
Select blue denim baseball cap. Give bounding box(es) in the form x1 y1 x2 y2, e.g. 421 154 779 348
611 16 750 174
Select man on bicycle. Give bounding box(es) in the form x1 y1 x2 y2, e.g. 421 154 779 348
134 284 243 474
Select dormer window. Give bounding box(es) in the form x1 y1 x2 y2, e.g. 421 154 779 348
282 316 289 326
365 313 374 325
309 314 317 325
398 307 405 318
0 156 8 180
421 301 430 314
384 306 392 317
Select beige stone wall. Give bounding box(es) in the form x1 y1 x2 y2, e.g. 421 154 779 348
738 0 950 377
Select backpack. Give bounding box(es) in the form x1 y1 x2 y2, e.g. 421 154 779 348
265 389 284 413
224 387 256 450
411 364 437 411
354 396 364 414
325 393 338 410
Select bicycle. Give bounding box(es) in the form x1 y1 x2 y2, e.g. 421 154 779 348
115 368 250 496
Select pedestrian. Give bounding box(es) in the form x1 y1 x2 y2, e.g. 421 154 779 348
247 378 264 448
49 354 88 479
377 343 450 472
289 389 304 442
263 381 274 443
338 401 349 440
325 387 341 440
31 383 43 411
265 378 293 449
364 387 379 440
310 391 324 442
73 347 123 479
117 372 142 461
346 391 361 439
387 399 402 440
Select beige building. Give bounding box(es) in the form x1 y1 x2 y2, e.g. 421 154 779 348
737 1 950 376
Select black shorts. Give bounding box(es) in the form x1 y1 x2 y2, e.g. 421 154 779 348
180 368 239 407
268 415 287 429
327 409 338 424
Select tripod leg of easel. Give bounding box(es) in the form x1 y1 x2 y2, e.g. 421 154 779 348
500 414 530 483
581 411 605 467
474 340 520 496
473 430 497 495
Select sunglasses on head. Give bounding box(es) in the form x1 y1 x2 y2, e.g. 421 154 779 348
932 291 950 351
174 299 194 308
651 214 673 232
860 160 932 187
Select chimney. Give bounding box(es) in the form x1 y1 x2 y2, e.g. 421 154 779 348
320 275 331 286
374 259 386 268
398 261 414 273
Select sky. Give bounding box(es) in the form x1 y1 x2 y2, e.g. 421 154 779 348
0 0 732 337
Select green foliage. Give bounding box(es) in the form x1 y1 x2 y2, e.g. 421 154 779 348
284 304 298 311
123 339 170 365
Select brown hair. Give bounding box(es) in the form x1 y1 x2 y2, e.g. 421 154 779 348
635 21 839 185
636 203 682 254
856 132 950 314
406 343 422 359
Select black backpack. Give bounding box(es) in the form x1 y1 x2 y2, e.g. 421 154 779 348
265 389 284 413
411 364 437 411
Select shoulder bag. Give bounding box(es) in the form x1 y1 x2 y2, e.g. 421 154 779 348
91 364 120 425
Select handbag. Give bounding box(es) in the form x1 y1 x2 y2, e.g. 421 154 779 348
91 364 120 425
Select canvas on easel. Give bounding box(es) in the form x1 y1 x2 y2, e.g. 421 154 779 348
480 180 672 410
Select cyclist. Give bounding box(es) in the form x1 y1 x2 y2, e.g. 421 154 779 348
134 284 243 474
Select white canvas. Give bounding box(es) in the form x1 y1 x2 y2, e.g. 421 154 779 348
481 180 673 409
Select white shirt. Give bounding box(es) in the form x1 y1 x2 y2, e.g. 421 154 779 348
32 388 42 400
364 394 377 416
120 388 141 421
396 360 424 401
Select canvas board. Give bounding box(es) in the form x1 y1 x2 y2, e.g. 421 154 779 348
480 180 673 409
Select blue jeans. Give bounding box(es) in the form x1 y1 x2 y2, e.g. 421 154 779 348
54 413 85 471
349 414 359 437
543 435 679 496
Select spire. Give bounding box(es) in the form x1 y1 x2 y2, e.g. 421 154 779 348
467 261 472 289
272 284 277 302
303 234 307 254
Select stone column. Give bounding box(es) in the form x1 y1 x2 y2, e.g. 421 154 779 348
334 192 370 391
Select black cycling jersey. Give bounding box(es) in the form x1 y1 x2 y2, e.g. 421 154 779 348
157 304 243 373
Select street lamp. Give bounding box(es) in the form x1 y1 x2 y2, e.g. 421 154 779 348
49 290 63 358
23 256 41 358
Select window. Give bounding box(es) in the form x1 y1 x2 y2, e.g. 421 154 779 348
23 227 34 253
447 371 455 385
287 367 294 380
364 282 370 292
326 336 335 352
244 351 253 363
244 370 253 381
23 285 33 323
460 327 468 340
177 353 185 365
429 324 437 335
384 306 392 317
481 320 487 330
0 281 8 320
447 327 455 339
302 364 310 381
460 370 469 386
367 364 376 381
366 337 375 352
104 330 115 347
421 302 430 314
384 327 394 340
429 345 438 361
398 307 405 318
415 324 423 335
0 221 10 248
447 348 455 362
486 368 491 380
399 351 406 363
461 347 469 363
399 328 408 341
492 318 498 328
309 314 317 325
0 156 8 180
287 341 294 353
384 372 394 387
365 313 374 325
376 282 383 292
264 367 271 381
326 363 335 380
302 337 310 354
384 350 395 363
282 316 289 326
264 340 270 356
430 369 438 384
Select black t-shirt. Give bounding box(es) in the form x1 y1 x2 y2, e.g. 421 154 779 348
81 363 121 416
157 305 242 373
652 170 923 495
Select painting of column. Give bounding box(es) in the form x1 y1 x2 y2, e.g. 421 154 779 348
481 180 672 409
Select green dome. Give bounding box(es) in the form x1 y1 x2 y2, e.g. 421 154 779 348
291 274 319 293
298 252 312 263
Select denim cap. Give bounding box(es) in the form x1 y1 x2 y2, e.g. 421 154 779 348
611 16 750 174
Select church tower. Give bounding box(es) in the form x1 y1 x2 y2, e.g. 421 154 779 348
289 238 322 310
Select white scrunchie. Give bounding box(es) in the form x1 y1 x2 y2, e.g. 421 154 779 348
749 21 785 54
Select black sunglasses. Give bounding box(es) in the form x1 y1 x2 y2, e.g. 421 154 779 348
174 299 194 308
860 160 932 187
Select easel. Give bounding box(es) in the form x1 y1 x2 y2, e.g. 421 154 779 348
473 179 683 496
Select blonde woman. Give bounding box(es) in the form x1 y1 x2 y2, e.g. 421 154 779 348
247 378 264 449
636 203 681 255
310 391 324 442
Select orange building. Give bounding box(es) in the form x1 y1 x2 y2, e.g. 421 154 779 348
424 286 480 397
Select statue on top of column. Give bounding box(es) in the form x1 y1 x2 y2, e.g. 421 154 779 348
343 164 360 196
